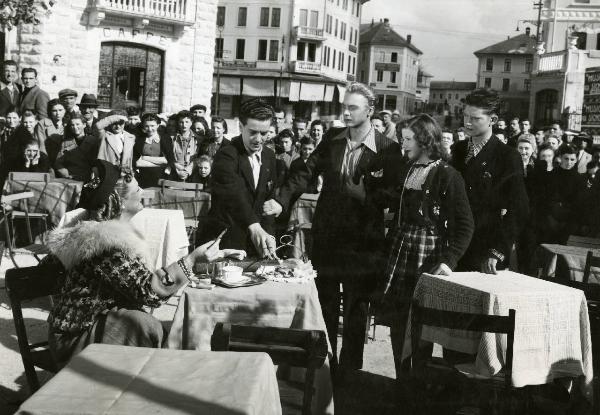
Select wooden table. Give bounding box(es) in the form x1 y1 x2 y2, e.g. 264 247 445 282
537 244 600 283
403 271 594 400
16 344 282 415
166 278 334 414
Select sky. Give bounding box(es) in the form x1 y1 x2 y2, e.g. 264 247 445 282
362 0 539 82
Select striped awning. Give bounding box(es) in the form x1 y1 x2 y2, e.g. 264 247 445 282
300 83 324 101
212 77 241 95
242 78 275 97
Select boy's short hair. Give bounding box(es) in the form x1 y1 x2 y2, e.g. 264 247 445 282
126 106 141 116
370 114 383 122
141 113 160 124
558 143 577 156
300 136 316 147
465 88 500 116
21 110 36 119
190 104 207 112
310 119 324 129
197 155 212 165
239 98 274 125
176 110 193 122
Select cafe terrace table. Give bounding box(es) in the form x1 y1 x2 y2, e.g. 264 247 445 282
537 244 600 283
286 193 319 259
166 278 334 415
16 344 282 415
402 271 594 400
2 178 82 226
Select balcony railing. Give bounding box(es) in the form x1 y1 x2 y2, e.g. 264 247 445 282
295 26 325 41
346 73 355 81
220 60 258 69
348 44 357 53
292 61 322 74
93 0 193 23
537 51 566 73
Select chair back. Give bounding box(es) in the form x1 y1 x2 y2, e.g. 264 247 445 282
141 188 158 208
7 172 51 183
5 266 63 393
583 251 600 284
211 323 327 415
410 300 516 390
158 179 203 195
567 235 600 250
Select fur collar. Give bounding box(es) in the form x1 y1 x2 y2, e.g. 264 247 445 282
46 219 151 270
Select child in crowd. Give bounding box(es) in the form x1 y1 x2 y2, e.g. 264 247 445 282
190 154 212 190
378 114 473 378
171 110 198 181
10 139 51 173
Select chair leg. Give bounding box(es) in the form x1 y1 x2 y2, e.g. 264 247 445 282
302 367 316 415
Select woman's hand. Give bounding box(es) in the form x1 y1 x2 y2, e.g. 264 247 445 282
221 249 247 261
190 240 248 264
430 263 452 276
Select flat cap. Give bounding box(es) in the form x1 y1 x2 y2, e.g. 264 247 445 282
58 88 78 99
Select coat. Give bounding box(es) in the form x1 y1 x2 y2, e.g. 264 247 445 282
199 135 279 254
576 150 592 174
97 130 136 170
276 127 401 283
19 85 50 119
450 135 529 270
0 83 21 117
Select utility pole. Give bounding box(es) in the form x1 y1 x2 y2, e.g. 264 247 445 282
534 1 543 42
216 24 224 115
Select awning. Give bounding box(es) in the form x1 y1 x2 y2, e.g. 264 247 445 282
212 77 241 95
277 80 290 98
242 78 274 97
337 85 346 103
289 81 301 102
324 85 335 102
300 83 324 101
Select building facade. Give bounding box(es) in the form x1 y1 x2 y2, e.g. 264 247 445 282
429 81 476 118
4 0 218 113
358 18 422 116
529 0 600 129
415 68 433 112
213 0 367 121
474 31 536 119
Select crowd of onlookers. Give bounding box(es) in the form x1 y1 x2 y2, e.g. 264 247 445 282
0 60 329 194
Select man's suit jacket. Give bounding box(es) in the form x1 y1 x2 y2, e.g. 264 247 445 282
19 85 50 119
200 135 279 254
0 83 21 117
277 127 401 282
576 150 592 174
97 130 136 171
450 135 529 271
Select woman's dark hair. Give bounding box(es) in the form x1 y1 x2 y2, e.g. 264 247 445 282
211 116 228 134
141 113 160 124
47 99 65 118
404 113 445 161
278 128 295 141
465 88 500 116
239 98 274 125
192 116 210 135
89 191 122 222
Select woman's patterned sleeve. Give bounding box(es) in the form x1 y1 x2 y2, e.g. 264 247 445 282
93 250 165 308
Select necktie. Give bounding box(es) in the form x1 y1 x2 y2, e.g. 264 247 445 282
250 154 261 189
464 140 475 164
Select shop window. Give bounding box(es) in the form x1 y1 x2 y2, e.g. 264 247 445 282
97 42 163 112
385 95 397 111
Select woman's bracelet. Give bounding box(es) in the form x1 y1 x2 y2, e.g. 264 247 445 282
177 257 193 281
160 267 175 286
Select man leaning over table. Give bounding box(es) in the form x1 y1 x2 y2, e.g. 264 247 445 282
196 98 280 259
449 88 529 274
264 82 402 376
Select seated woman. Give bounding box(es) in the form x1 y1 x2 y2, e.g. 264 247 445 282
133 113 175 188
40 160 245 367
9 139 51 173
54 115 100 181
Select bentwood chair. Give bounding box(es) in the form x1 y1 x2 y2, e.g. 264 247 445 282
5 266 63 393
211 323 328 415
410 300 518 414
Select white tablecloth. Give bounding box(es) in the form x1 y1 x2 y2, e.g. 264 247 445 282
403 271 593 399
17 344 281 415
130 208 189 269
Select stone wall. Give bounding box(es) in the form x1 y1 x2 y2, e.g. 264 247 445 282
5 0 217 114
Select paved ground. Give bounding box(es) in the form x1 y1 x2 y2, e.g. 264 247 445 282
0 252 398 415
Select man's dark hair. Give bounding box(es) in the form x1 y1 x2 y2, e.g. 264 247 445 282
522 119 530 124
3 60 17 69
300 136 316 147
310 119 324 129
558 143 577 156
176 110 193 122
190 104 207 113
239 98 274 125
141 113 161 124
551 121 563 129
511 117 520 122
47 98 64 116
465 88 500 116
273 106 284 114
293 117 308 126
370 114 383 122
126 106 141 117
492 126 505 137
211 115 228 133
21 67 37 78
497 118 506 124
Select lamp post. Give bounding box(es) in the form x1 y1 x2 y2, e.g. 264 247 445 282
216 24 224 115
277 35 285 106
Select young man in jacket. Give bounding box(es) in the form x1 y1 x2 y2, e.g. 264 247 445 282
265 83 401 374
450 88 529 274
19 68 50 119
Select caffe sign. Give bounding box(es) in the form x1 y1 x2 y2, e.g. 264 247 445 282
101 27 172 48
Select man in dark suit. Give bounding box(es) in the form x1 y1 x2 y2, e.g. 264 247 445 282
450 88 529 273
0 60 21 117
265 83 401 373
198 98 279 257
19 67 50 119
